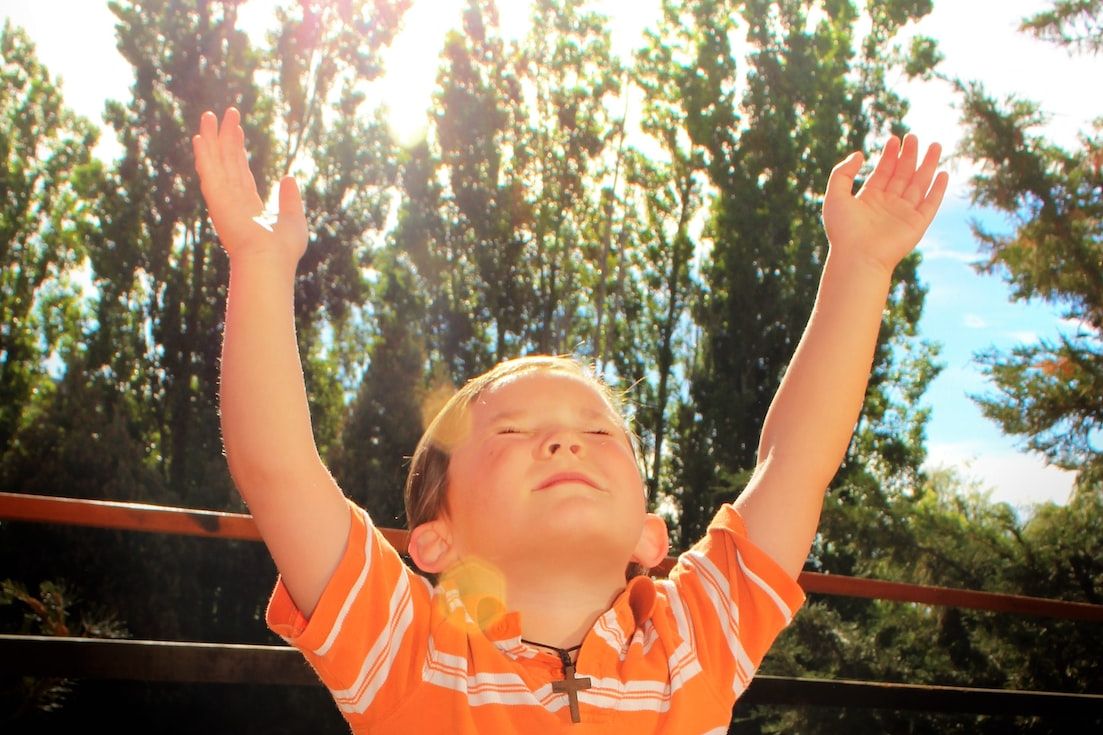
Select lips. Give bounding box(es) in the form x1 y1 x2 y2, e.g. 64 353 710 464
535 472 600 491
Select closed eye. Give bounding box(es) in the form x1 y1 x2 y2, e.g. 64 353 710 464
586 429 612 436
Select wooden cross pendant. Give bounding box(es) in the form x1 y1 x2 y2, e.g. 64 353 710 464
552 663 592 724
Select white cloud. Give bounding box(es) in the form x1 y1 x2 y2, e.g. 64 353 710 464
925 442 1077 512
1007 330 1039 344
900 1 1103 199
963 314 987 329
920 242 977 264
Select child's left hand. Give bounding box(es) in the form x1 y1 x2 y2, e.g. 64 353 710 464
822 133 949 273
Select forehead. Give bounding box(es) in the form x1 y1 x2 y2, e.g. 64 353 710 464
472 369 620 419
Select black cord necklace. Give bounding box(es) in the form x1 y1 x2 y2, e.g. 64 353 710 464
521 638 591 724
521 638 581 663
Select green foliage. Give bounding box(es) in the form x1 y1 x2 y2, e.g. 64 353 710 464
616 150 702 506
85 0 271 505
402 0 525 376
758 466 1103 733
956 1 1103 490
0 578 129 638
636 0 942 548
0 23 99 454
391 0 633 382
3 2 406 730
1021 0 1103 53
329 252 428 527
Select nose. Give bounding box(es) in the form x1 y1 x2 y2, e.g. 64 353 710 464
539 428 583 457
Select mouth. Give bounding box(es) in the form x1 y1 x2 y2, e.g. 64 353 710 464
535 472 601 491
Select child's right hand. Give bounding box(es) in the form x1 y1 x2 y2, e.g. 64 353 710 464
193 107 307 264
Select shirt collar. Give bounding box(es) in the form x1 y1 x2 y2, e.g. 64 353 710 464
437 561 659 659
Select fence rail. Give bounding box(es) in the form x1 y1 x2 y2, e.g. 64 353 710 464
1 634 1099 716
5 491 1101 621
3 490 1101 718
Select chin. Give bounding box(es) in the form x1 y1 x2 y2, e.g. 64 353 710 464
534 516 638 555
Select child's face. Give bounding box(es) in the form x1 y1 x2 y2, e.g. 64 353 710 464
443 370 650 572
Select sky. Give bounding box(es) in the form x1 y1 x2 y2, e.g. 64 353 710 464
3 0 1099 512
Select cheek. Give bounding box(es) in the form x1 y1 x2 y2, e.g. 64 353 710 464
484 438 533 469
603 438 640 469
458 444 522 498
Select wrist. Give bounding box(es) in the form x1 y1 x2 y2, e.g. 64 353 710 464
817 250 895 314
822 247 896 288
227 248 300 282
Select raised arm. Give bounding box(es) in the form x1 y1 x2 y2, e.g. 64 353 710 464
734 133 948 578
194 108 349 616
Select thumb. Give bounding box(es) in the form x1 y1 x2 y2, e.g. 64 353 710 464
277 175 305 224
824 151 864 206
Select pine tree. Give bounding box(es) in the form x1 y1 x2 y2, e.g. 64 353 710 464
958 0 1103 492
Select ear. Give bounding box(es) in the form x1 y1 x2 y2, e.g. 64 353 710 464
631 513 669 568
408 520 457 574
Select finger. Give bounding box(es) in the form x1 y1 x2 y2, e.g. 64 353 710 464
194 113 229 209
917 170 950 224
193 110 220 179
885 133 918 197
220 108 260 202
903 142 942 206
230 120 258 197
862 135 900 193
824 151 864 208
218 107 244 189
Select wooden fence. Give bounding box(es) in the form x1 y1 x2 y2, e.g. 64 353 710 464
2 491 1101 719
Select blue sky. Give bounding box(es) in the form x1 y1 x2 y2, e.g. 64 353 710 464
4 0 1099 511
914 195 1080 508
895 0 1101 510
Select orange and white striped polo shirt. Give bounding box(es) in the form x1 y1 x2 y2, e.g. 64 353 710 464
267 500 805 734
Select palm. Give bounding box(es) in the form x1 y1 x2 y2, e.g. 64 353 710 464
192 108 307 262
822 134 948 272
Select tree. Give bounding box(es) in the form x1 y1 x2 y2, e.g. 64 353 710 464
393 0 631 382
511 0 626 358
0 23 99 457
757 465 1103 734
269 0 410 456
3 3 407 730
329 251 427 528
400 0 524 378
957 0 1103 491
1021 0 1103 53
78 0 277 507
608 18 709 507
0 578 128 728
636 0 942 549
55 0 406 508
609 150 701 506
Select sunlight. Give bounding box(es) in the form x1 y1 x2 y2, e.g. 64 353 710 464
235 0 464 147
236 0 661 148
374 0 464 147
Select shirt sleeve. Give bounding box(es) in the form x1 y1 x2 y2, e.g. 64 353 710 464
266 498 434 727
666 503 805 700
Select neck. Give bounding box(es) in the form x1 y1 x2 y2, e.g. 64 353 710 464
504 561 627 649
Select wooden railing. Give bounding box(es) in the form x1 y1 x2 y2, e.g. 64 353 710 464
2 491 1101 718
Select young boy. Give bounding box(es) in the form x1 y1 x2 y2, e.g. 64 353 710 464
193 107 947 733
